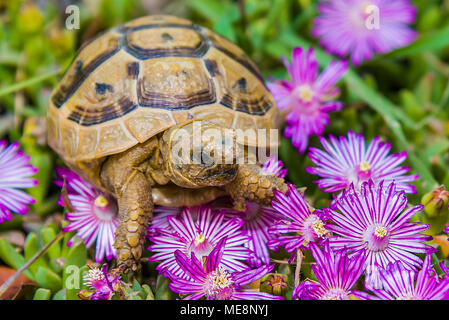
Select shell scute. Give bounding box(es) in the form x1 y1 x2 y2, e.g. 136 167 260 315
96 122 138 158
125 27 208 59
123 15 192 29
51 31 122 108
204 48 274 118
124 109 175 143
138 57 216 109
63 51 139 127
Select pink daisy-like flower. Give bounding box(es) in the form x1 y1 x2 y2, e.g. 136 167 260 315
148 206 252 279
226 201 280 268
80 264 122 300
268 183 331 262
306 131 419 193
148 206 185 235
0 140 38 223
168 237 282 300
267 47 347 154
261 155 287 179
293 242 366 300
326 180 432 289
312 0 417 65
55 167 118 263
356 253 449 300
225 156 286 267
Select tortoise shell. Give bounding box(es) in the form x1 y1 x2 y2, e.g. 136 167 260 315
47 15 279 169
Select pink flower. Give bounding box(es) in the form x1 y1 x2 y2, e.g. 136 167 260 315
267 47 347 153
55 167 118 263
326 180 432 289
0 140 37 223
268 183 331 262
306 131 419 194
312 0 417 65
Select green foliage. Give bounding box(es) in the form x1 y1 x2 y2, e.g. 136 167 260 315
0 224 88 299
0 0 449 300
33 288 51 300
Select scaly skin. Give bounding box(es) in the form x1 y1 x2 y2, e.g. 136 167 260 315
114 171 153 272
225 164 288 211
100 138 157 272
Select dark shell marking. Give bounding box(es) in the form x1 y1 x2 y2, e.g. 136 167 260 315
52 34 121 108
52 21 272 126
68 97 137 126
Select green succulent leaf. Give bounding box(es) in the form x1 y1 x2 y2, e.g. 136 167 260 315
35 266 62 292
33 288 52 300
0 238 34 281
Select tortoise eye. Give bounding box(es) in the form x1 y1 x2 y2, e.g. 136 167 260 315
200 151 214 166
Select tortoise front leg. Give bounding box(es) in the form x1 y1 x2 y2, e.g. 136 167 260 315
115 171 152 272
225 164 288 211
100 140 156 272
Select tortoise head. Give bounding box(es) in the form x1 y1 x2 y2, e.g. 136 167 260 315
162 120 239 188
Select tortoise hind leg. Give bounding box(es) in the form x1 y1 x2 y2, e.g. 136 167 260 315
100 140 156 272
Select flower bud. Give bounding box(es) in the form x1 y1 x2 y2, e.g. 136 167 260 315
422 186 449 218
78 289 94 300
421 186 449 235
18 3 44 34
260 273 288 296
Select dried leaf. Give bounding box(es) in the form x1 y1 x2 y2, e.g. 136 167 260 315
0 231 26 248
0 266 35 300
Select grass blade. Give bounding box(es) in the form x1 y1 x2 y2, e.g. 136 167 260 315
0 68 61 97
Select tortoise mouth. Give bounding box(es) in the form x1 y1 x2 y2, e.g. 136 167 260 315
175 163 238 187
206 166 238 183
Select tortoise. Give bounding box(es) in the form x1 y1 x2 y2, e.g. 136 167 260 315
47 15 288 271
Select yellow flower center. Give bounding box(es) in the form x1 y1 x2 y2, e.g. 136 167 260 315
359 161 371 172
194 234 206 246
211 270 232 289
206 266 234 297
374 226 388 238
312 220 327 237
295 84 314 103
94 195 109 208
362 2 374 12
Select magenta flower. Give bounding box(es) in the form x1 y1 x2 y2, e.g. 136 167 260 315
306 131 419 193
293 242 366 300
261 155 287 179
148 206 252 279
326 180 432 289
267 47 347 153
168 237 282 300
148 206 183 235
356 254 449 300
312 0 417 65
226 202 281 268
0 140 37 223
55 167 118 263
268 183 331 261
80 264 122 300
225 156 286 267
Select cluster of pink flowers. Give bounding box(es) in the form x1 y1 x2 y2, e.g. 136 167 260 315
268 0 418 155
3 0 447 302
